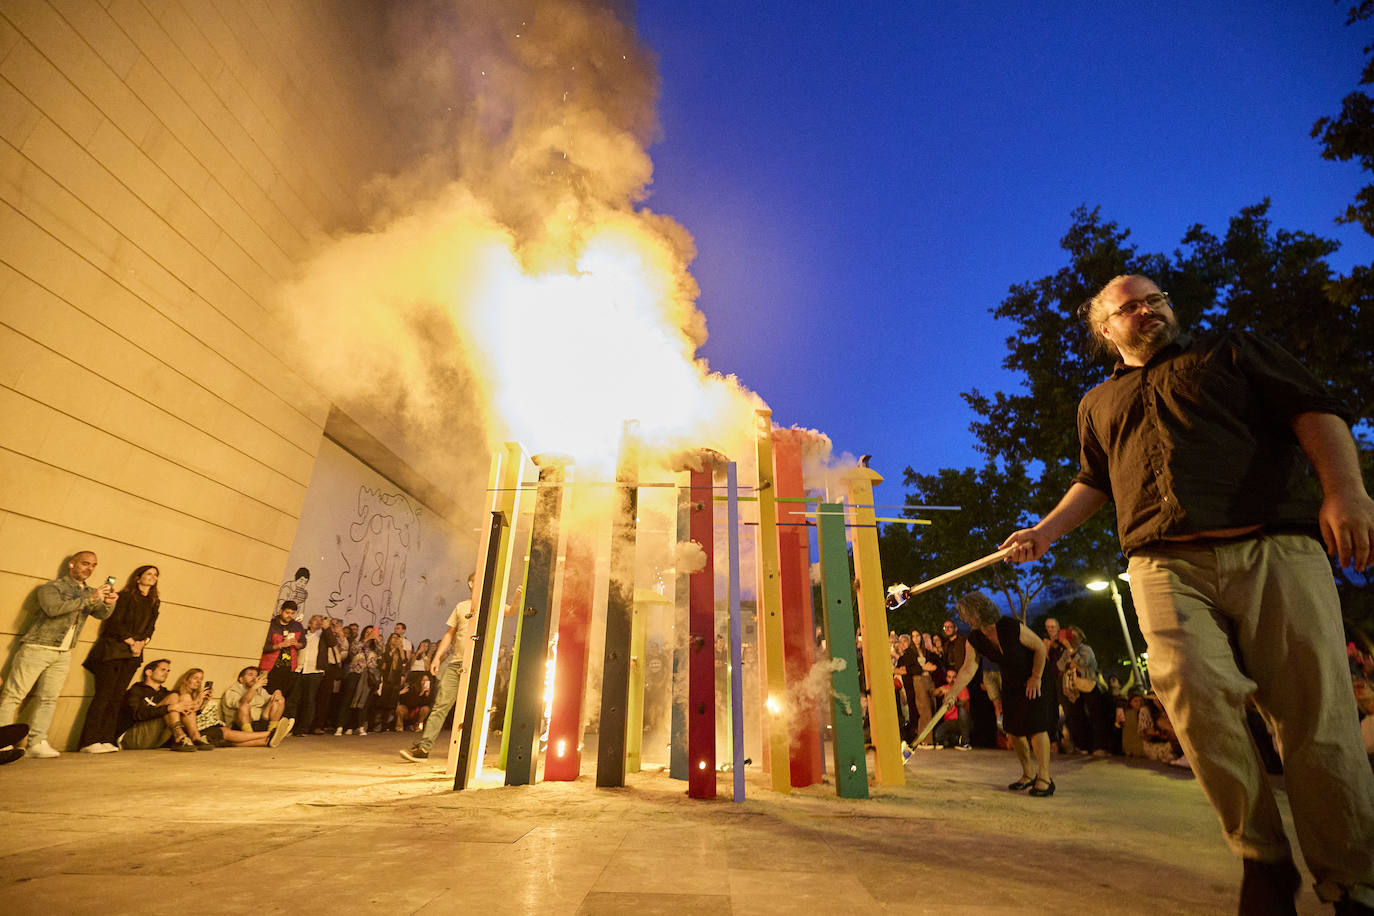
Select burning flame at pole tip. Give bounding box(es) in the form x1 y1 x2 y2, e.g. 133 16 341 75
764 696 781 715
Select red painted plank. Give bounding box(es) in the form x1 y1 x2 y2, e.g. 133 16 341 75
773 433 823 787
687 464 717 798
544 527 595 781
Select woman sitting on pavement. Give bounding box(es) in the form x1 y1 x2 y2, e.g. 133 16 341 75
175 668 281 749
946 591 1057 796
396 672 434 732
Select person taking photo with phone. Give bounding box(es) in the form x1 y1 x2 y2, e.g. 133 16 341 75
0 550 118 758
77 564 161 754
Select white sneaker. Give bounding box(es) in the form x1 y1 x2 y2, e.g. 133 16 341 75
104 742 121 752
357 727 367 736
80 743 117 754
334 727 343 736
26 740 60 758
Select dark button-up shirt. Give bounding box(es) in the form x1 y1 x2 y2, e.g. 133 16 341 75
1073 331 1350 555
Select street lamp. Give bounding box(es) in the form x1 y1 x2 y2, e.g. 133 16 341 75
1086 573 1147 689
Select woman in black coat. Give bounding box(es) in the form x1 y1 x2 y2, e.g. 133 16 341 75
78 565 160 752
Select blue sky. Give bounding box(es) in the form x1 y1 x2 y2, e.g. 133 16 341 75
635 1 1371 483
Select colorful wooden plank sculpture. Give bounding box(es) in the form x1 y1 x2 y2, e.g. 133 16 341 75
453 511 506 790
543 518 596 781
725 461 746 803
505 456 567 786
815 501 869 799
842 466 905 786
687 457 717 799
595 422 639 787
772 432 823 787
753 409 791 793
451 442 527 784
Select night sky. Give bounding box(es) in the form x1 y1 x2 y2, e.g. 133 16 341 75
636 1 1370 487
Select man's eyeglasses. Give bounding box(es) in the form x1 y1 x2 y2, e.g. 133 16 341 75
1110 291 1170 319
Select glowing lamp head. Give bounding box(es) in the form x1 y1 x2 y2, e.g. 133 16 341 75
1085 580 1109 592
698 761 706 770
556 740 566 758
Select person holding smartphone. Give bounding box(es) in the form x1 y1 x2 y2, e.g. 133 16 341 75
78 565 162 754
0 550 118 758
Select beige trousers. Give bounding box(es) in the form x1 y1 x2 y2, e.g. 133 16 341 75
1128 533 1374 905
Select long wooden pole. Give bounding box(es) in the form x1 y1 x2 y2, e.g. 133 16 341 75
816 501 869 799
753 409 791 793
505 456 567 786
905 546 1015 597
726 461 746 803
842 466 904 786
596 422 639 787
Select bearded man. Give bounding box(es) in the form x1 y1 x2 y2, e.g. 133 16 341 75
1001 274 1374 915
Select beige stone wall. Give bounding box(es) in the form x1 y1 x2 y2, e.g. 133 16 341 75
0 0 398 747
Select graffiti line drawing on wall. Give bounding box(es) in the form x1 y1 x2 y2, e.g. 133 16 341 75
327 486 421 631
276 567 310 615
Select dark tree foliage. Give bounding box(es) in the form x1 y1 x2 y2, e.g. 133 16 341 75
880 202 1373 645
1312 1 1374 235
883 2 1374 641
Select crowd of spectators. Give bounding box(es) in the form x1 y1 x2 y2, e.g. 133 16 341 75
887 614 1374 775
0 549 1371 777
0 553 444 759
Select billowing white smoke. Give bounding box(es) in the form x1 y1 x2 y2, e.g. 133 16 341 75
279 0 765 483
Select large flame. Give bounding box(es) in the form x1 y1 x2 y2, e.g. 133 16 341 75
279 1 764 478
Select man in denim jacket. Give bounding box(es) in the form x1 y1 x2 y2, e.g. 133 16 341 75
0 551 118 758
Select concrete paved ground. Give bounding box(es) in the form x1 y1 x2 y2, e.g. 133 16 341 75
0 731 1326 914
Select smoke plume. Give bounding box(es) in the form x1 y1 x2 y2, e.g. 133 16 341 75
279 0 765 484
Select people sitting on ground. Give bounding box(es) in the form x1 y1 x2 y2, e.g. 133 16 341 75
396 672 434 732
1137 692 1189 768
931 684 971 749
167 668 218 749
177 668 283 748
1351 675 1373 767
335 625 381 735
116 658 201 751
221 666 287 735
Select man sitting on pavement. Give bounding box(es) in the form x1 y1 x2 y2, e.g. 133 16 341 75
221 666 289 737
116 658 200 751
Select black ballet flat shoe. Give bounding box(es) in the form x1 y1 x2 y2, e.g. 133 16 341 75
1007 777 1036 791
1028 779 1056 797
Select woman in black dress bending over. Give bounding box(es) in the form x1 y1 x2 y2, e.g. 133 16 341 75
947 591 1056 796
